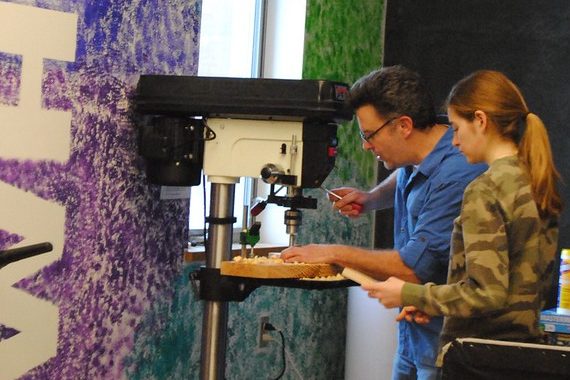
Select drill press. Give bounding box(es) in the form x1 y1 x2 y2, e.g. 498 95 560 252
134 75 352 380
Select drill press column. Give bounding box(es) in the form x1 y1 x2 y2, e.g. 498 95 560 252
200 182 235 380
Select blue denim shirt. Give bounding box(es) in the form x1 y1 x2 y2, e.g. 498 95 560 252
393 127 486 367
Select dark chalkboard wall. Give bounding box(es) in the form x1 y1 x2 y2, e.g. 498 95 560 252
382 0 570 308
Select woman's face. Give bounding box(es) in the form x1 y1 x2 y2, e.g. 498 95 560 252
448 107 485 163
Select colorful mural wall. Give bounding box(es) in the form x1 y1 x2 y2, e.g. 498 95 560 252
0 1 199 379
0 1 385 379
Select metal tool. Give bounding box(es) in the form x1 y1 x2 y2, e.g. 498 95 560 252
320 185 364 213
320 185 342 200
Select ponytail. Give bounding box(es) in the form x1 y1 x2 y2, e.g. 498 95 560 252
518 113 562 218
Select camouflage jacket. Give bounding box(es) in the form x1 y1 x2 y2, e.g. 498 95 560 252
401 155 559 364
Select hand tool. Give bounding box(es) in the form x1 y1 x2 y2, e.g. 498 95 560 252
320 185 363 212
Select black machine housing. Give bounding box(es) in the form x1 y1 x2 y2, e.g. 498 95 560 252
134 75 352 188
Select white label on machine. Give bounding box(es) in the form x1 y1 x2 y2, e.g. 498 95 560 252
160 186 191 200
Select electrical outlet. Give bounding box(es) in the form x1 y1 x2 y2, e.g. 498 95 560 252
258 315 271 348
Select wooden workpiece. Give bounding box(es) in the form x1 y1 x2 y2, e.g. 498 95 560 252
220 260 340 279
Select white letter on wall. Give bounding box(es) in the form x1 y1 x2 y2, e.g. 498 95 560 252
0 1 76 161
0 2 77 379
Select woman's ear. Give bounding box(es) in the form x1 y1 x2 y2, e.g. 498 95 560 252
473 110 488 131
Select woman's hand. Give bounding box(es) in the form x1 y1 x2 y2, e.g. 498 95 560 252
362 276 405 308
396 306 431 324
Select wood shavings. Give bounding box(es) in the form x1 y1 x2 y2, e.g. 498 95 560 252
299 273 345 281
232 255 284 264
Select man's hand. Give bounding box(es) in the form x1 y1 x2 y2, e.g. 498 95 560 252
329 187 366 218
396 306 431 324
362 276 405 308
281 244 336 264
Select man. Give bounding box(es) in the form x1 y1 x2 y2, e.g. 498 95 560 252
282 65 486 380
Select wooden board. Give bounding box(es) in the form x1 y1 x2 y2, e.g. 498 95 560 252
220 261 340 279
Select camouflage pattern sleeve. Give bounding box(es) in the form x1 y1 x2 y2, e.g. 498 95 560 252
402 156 544 317
401 177 510 316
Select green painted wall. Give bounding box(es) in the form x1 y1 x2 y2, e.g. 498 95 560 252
301 0 384 248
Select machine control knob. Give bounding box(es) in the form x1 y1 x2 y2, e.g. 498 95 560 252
260 163 284 184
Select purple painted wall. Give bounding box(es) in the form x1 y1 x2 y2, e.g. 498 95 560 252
0 1 200 378
1 2 351 379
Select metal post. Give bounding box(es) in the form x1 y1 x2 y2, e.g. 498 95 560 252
200 182 235 380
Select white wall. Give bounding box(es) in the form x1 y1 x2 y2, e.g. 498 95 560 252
345 288 398 379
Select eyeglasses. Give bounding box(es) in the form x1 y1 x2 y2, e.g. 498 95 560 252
359 117 398 142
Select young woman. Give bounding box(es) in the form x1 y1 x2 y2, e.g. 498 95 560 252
362 70 562 366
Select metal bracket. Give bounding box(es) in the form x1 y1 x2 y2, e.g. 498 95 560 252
192 267 260 302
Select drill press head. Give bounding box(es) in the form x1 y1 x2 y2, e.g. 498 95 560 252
134 76 352 242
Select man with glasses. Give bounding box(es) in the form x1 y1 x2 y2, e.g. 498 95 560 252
282 65 486 380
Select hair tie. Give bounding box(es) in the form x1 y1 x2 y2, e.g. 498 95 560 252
516 112 530 143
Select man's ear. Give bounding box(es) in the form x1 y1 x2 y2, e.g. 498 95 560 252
399 115 414 138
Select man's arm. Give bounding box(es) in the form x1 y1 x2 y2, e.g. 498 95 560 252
281 243 421 284
332 171 398 216
366 170 398 210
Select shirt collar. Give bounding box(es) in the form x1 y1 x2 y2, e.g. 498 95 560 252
413 126 454 177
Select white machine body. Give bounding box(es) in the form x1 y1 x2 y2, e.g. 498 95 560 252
203 118 304 185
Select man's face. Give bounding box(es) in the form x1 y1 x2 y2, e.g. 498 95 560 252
355 104 403 170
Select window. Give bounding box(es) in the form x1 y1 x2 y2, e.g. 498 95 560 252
197 0 258 78
191 0 306 246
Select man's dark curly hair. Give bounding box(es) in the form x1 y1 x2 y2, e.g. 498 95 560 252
348 65 437 130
